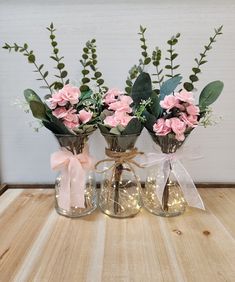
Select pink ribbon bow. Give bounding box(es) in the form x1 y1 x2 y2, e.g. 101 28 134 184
51 145 94 211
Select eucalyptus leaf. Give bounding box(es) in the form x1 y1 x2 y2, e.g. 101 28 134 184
131 72 152 104
110 127 121 135
98 123 110 134
29 101 47 121
24 88 43 104
142 110 156 132
160 76 182 100
122 118 143 135
199 80 224 111
150 91 162 118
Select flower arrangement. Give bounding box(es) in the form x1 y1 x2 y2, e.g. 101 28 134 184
98 88 151 136
126 25 224 143
3 23 107 136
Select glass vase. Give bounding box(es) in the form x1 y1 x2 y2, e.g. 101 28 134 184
54 134 97 218
98 133 142 218
142 133 186 217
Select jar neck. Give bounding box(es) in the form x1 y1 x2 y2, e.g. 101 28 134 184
55 134 88 154
102 133 139 152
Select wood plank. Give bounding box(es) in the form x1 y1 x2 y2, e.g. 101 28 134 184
200 188 235 238
0 188 235 282
0 189 54 281
161 203 235 281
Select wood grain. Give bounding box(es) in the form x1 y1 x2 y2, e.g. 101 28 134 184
0 188 235 282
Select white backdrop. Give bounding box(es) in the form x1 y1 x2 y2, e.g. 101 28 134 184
0 0 235 184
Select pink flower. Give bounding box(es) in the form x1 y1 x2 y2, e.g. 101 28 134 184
160 95 179 110
153 118 172 136
52 107 68 119
78 109 92 124
108 99 133 113
103 115 119 127
180 113 198 127
48 84 80 109
60 84 80 105
52 107 79 129
119 95 133 105
104 111 133 128
186 104 200 115
175 90 195 104
63 110 79 129
104 88 124 104
48 92 67 109
166 117 186 141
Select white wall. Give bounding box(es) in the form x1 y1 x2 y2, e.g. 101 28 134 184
0 0 235 184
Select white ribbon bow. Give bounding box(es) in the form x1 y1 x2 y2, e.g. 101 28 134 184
141 152 205 210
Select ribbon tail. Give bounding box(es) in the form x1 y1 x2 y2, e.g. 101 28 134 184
69 158 86 209
58 168 71 211
171 159 205 210
155 160 171 205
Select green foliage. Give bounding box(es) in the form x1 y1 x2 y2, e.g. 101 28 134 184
159 75 182 101
122 118 143 135
152 47 164 89
42 116 72 135
150 90 161 118
138 25 151 68
80 39 107 94
165 33 180 78
142 110 156 132
3 43 52 94
199 80 224 112
47 23 69 90
24 89 47 121
125 64 142 95
134 98 152 122
184 26 223 91
131 72 152 104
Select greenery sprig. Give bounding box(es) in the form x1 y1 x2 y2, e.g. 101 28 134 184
165 33 180 78
80 39 107 94
47 23 69 91
152 47 164 89
125 63 142 95
184 25 223 91
138 25 151 67
2 42 52 94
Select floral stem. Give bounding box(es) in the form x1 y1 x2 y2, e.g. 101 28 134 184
114 164 123 214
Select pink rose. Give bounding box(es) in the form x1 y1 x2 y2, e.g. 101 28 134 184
104 115 119 128
104 111 133 128
78 109 92 124
180 113 198 128
48 92 67 109
52 107 68 119
104 88 124 104
119 95 133 105
186 104 200 115
160 95 179 110
175 90 195 104
114 111 133 127
153 118 171 136
63 109 80 129
60 84 80 105
108 100 132 113
166 117 186 141
48 84 80 109
52 107 79 129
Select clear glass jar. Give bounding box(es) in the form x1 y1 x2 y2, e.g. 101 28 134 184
99 133 142 218
54 134 97 218
142 133 186 217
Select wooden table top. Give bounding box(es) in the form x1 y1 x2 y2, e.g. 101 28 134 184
0 188 235 282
